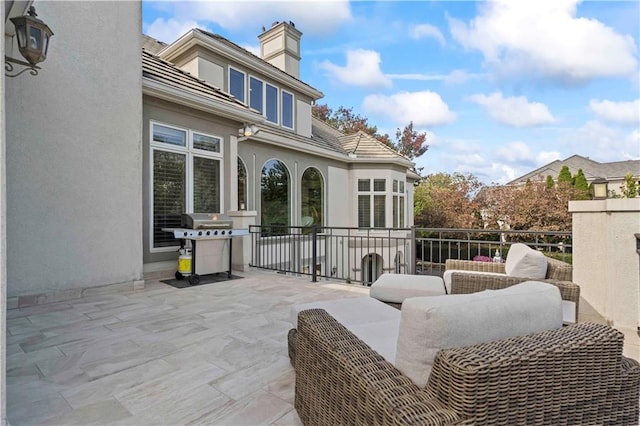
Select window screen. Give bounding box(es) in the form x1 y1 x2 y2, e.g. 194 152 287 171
373 195 385 227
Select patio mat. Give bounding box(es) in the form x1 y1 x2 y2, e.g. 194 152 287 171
161 273 243 289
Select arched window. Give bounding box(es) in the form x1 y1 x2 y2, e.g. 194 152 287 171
261 160 290 231
238 157 247 210
301 167 323 226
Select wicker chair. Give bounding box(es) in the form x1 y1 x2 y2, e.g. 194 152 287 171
445 257 580 322
292 308 640 425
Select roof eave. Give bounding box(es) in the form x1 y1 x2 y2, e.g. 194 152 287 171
142 77 265 124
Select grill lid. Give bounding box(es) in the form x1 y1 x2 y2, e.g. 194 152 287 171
181 213 233 229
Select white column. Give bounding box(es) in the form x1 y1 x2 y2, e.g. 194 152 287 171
228 135 238 212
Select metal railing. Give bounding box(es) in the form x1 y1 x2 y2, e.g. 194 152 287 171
249 225 572 285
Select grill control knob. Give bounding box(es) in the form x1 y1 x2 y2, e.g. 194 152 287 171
183 232 188 237
206 231 211 236
214 230 218 236
198 231 202 236
221 230 226 235
228 230 233 235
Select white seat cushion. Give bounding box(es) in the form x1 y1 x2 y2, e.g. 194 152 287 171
505 243 548 279
370 273 446 303
290 296 399 328
291 296 401 364
395 281 563 388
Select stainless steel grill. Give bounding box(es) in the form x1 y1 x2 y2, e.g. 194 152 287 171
162 213 249 285
181 213 233 230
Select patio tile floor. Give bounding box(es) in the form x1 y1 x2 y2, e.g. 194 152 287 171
6 270 368 425
6 269 637 425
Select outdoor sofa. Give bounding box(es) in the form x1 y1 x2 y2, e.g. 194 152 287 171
289 281 640 425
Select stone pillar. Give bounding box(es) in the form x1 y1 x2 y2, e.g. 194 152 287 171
227 210 257 272
569 199 640 331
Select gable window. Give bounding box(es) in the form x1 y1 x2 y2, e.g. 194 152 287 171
265 83 278 123
249 76 263 113
151 122 223 250
281 90 294 129
358 178 386 228
301 168 323 226
393 179 405 228
229 67 245 103
261 160 290 232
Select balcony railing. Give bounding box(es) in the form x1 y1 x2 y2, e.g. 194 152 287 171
249 225 572 285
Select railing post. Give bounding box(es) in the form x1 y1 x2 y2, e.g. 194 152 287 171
312 225 318 283
410 226 416 275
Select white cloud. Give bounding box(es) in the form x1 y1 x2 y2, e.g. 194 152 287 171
319 49 392 89
145 18 200 44
537 151 563 166
170 1 352 36
386 69 485 85
468 91 555 127
566 120 640 161
362 91 456 127
589 99 640 126
410 24 446 46
448 0 638 83
494 141 535 165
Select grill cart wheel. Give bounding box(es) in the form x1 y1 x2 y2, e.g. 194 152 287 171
189 274 201 286
175 271 184 280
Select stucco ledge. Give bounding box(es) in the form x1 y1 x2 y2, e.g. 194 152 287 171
569 198 640 213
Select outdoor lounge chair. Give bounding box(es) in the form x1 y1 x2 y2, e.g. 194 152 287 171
292 309 640 425
444 244 579 322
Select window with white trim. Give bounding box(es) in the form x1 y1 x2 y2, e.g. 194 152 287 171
392 179 405 228
151 122 223 250
265 83 278 124
281 90 294 129
229 67 245 103
249 76 263 113
358 178 386 228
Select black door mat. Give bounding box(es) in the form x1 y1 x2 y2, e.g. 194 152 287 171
161 273 243 289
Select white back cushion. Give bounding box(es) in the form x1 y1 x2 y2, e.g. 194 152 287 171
395 281 563 388
504 243 548 279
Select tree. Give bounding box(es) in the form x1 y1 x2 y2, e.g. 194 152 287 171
312 103 427 158
414 173 483 228
545 175 555 189
557 165 573 186
621 173 639 198
573 168 590 200
312 104 382 138
393 121 428 160
478 181 574 231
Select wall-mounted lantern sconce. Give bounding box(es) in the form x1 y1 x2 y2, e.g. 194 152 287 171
238 124 260 138
591 177 608 200
5 6 54 78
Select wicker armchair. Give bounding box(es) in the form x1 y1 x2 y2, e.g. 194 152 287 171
293 308 640 425
445 257 580 322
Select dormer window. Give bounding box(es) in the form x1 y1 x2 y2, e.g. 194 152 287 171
229 67 245 103
249 76 263 112
282 90 294 129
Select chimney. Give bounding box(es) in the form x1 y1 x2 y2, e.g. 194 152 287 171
258 21 302 78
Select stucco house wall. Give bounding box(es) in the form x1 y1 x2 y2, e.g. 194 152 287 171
569 198 640 330
5 2 143 297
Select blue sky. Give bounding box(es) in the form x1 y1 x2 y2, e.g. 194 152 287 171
142 0 639 184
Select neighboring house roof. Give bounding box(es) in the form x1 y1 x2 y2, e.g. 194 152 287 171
507 154 640 185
